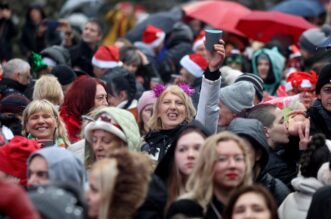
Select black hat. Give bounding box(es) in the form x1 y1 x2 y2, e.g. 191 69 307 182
50 65 76 86
0 93 30 114
316 63 331 94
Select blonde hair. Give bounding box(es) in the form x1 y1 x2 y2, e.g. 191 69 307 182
148 85 196 131
33 75 64 106
91 150 151 219
22 99 70 147
181 131 252 211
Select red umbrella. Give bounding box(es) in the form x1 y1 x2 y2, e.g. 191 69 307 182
182 0 251 36
236 11 316 43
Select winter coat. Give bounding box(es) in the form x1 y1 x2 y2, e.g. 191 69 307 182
252 47 285 96
69 41 97 76
228 118 290 206
278 177 323 219
142 124 186 162
307 99 331 139
166 196 224 219
134 174 167 219
159 22 193 83
0 78 28 99
195 70 222 134
0 18 18 61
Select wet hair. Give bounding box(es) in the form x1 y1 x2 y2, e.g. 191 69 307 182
300 134 329 178
223 185 279 219
102 67 136 109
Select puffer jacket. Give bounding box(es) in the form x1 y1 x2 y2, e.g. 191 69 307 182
278 177 323 219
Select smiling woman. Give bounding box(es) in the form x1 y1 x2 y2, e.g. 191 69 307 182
22 99 70 148
142 85 196 162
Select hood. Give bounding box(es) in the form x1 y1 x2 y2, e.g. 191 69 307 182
252 47 285 95
165 22 193 48
291 176 323 194
228 118 269 170
28 147 85 187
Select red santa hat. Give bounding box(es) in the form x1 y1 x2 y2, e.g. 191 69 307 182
285 71 318 93
92 45 122 69
142 25 165 49
192 30 205 52
180 53 208 78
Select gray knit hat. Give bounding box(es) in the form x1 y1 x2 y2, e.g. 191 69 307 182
219 81 255 114
235 73 264 101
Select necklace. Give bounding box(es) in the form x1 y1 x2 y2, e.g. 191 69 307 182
210 201 222 219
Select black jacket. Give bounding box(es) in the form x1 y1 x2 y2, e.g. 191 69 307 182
134 174 167 219
166 196 224 219
0 78 28 99
142 124 187 162
307 99 331 139
69 41 97 76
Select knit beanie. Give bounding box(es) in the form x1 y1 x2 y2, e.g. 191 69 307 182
219 81 255 114
299 28 328 54
0 136 40 185
84 107 141 151
0 93 30 114
29 185 84 219
92 45 122 69
235 73 264 101
179 54 208 78
50 64 77 86
316 63 331 94
137 90 157 115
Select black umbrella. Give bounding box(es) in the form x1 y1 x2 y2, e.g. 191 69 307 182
125 8 183 43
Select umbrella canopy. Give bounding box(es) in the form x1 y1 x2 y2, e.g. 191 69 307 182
125 8 182 42
236 11 316 43
272 0 325 17
60 0 104 17
182 0 251 36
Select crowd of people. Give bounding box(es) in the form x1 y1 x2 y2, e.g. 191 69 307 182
2 0 331 219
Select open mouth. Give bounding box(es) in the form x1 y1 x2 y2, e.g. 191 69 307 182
167 113 178 120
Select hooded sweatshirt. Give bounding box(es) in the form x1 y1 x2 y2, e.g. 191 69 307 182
28 147 85 187
228 118 290 205
252 47 285 96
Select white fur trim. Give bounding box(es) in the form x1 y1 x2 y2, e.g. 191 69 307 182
92 57 122 69
146 32 165 49
300 79 312 88
180 55 203 78
84 120 126 143
192 37 205 51
285 82 293 92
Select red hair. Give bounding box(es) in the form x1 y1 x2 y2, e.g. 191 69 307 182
61 75 106 118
